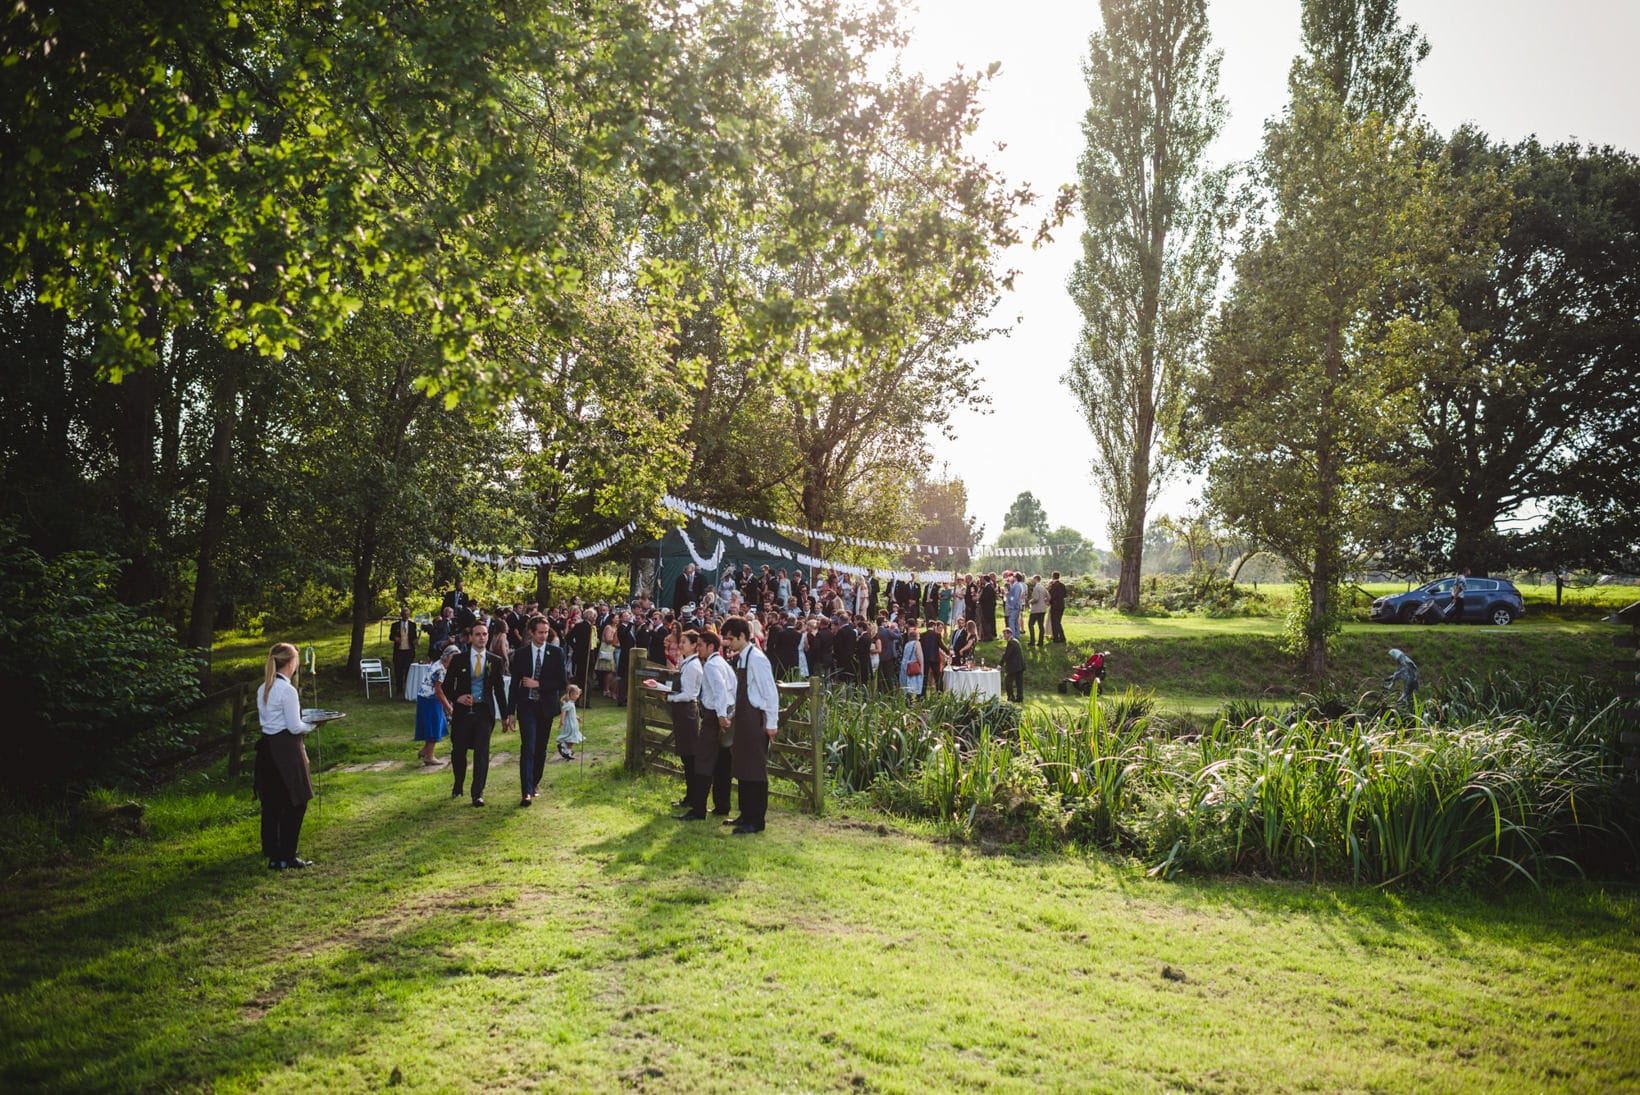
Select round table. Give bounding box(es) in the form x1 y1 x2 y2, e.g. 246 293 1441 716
943 667 1001 700
404 662 431 702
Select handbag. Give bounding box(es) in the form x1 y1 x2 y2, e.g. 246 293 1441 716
907 657 922 677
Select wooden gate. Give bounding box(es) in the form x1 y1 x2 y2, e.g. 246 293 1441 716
625 659 826 814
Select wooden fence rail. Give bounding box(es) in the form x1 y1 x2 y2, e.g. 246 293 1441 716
624 658 825 814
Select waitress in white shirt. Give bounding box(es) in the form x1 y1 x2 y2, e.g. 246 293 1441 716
255 642 321 870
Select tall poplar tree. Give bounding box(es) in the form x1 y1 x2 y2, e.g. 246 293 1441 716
1065 0 1229 611
1195 0 1508 676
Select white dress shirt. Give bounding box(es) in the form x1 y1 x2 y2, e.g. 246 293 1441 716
700 652 733 719
257 674 314 736
670 654 703 704
737 644 781 731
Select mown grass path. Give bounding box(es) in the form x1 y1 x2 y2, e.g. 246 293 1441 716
5 685 1640 1093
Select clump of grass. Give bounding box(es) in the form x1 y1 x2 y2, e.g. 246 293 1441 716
823 674 1640 887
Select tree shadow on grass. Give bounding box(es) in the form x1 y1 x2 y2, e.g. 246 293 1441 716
0 780 529 1091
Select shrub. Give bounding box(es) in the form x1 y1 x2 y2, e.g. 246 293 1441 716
0 526 202 801
821 673 1639 886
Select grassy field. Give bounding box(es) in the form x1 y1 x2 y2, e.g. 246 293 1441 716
4 609 1637 1092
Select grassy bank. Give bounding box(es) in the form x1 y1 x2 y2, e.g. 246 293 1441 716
4 691 1639 1093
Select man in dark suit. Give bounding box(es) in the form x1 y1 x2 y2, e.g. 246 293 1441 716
614 609 638 706
443 580 476 627
389 607 419 695
502 615 567 806
1001 626 1026 703
427 607 455 658
866 570 880 619
567 608 595 701
436 621 508 806
922 620 948 694
1048 571 1068 643
672 564 698 616
979 575 998 642
833 615 858 684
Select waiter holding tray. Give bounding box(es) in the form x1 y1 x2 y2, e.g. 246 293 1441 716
255 642 336 870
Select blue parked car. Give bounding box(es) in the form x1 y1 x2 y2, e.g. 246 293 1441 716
1370 578 1526 626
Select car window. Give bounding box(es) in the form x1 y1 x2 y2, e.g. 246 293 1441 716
1424 579 1454 594
1470 579 1497 592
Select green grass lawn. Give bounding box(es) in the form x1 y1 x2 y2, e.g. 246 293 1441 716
4 617 1637 1092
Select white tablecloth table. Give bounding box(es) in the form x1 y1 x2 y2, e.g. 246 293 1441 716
943 667 1001 700
405 662 430 702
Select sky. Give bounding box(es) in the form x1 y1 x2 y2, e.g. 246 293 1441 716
892 0 1640 549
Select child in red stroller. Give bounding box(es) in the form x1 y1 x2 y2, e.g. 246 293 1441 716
1059 651 1111 695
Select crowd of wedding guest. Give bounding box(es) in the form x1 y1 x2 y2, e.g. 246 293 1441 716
389 563 1071 709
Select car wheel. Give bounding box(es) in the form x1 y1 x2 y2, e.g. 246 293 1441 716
1397 604 1417 624
1488 604 1516 626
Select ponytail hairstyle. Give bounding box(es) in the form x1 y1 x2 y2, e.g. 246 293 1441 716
263 643 300 703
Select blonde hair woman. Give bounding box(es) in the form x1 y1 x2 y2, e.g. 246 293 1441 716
256 643 321 870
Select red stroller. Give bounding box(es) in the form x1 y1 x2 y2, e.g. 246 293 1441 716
1059 651 1111 695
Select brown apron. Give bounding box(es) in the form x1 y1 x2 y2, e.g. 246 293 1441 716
730 657 770 782
255 730 314 807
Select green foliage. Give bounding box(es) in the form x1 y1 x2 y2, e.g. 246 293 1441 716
1067 0 1230 608
0 526 202 800
822 670 1636 887
1194 2 1509 675
1002 491 1050 542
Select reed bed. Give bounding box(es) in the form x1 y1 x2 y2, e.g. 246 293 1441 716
821 674 1637 887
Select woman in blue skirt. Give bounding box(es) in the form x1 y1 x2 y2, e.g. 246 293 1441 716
415 646 457 765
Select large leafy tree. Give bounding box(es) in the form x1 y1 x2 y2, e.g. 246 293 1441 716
1065 0 1230 611
1380 133 1640 572
652 4 1027 546
1003 492 1050 543
1194 0 1507 677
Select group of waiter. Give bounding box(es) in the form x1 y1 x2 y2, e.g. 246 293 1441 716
647 618 782 834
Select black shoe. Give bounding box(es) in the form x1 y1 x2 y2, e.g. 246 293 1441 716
287 857 313 869
520 797 532 808
673 810 706 821
732 823 764 835
671 798 689 808
472 797 485 807
721 816 743 827
268 858 284 870
451 787 463 798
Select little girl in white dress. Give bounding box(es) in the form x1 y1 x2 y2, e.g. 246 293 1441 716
557 684 584 760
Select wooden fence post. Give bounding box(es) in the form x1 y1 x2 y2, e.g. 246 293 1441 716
810 675 824 815
1611 601 1640 779
624 654 643 773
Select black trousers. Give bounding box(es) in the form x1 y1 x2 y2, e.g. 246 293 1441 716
393 647 414 695
450 708 495 800
711 745 733 814
1005 670 1024 703
1049 605 1066 642
255 745 307 862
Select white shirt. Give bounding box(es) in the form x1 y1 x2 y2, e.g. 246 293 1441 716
736 644 781 731
257 674 314 736
670 654 703 704
700 652 733 719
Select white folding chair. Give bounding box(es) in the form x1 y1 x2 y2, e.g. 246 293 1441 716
359 657 392 699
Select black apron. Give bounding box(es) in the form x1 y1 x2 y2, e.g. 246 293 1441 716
730 654 769 782
667 658 700 757
254 730 314 808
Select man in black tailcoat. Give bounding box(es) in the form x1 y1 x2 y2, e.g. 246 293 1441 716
502 616 567 806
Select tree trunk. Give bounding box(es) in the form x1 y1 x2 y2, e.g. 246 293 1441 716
1305 574 1330 679
346 513 380 679
112 317 164 608
535 562 554 606
186 366 240 651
